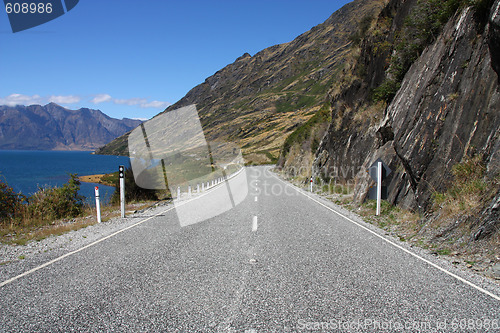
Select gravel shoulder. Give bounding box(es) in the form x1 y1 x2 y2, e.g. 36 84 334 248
0 200 173 282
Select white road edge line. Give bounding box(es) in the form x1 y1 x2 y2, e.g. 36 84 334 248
271 171 500 302
252 216 258 232
0 205 176 288
0 168 248 288
255 196 258 202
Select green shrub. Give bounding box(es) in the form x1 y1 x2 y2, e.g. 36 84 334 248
25 174 85 223
275 94 316 113
281 103 331 157
0 177 25 222
432 155 493 215
110 165 160 204
373 0 477 103
372 79 401 103
350 14 374 46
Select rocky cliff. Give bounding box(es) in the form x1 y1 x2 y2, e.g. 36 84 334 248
292 0 500 244
0 103 142 151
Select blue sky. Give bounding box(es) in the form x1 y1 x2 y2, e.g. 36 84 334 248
0 0 351 120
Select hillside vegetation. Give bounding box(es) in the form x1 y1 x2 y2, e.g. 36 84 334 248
97 0 386 163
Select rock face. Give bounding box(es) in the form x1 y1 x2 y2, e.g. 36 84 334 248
378 5 500 211
309 0 500 240
0 103 142 151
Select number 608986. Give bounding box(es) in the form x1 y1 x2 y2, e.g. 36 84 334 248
5 2 53 14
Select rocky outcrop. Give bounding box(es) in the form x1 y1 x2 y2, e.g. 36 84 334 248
0 103 142 151
311 0 417 187
376 4 500 211
312 0 500 240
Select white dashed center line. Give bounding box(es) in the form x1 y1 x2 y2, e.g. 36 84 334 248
252 216 258 232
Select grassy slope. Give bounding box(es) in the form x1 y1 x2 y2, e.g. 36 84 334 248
97 0 387 164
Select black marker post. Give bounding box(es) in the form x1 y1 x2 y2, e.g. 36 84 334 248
119 165 125 218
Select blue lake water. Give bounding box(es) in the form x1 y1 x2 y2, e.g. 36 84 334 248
0 150 130 204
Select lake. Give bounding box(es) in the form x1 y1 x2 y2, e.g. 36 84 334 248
0 150 130 204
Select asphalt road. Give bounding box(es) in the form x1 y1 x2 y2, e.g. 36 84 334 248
1 166 499 332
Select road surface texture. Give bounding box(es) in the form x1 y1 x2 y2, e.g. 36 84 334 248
1 166 499 332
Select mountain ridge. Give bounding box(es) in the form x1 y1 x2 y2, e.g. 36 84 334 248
97 0 387 162
0 103 142 151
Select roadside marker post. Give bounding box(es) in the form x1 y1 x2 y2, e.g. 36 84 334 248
177 186 181 199
119 165 125 218
94 186 101 223
310 177 313 193
188 185 192 197
376 161 382 216
367 158 392 216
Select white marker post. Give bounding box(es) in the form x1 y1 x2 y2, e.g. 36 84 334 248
119 165 125 218
376 161 382 216
197 183 200 193
177 186 181 199
94 186 101 223
310 177 313 193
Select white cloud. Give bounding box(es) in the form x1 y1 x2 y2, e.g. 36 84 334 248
0 93 43 106
90 94 113 104
114 98 147 106
91 93 170 109
1 93 170 111
48 95 81 104
141 100 170 109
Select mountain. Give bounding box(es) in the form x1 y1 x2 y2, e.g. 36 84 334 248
0 103 142 151
96 0 387 161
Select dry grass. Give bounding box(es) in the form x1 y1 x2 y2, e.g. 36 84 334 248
432 155 498 224
79 174 106 184
352 101 386 126
0 202 154 246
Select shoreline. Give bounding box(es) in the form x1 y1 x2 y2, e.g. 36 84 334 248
79 174 115 187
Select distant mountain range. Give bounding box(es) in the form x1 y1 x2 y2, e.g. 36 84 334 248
0 103 142 151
